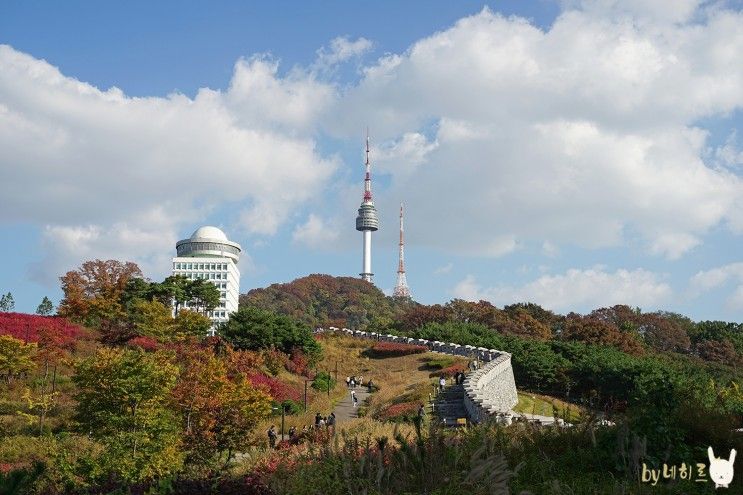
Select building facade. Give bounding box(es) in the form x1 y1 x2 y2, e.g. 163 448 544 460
171 226 241 332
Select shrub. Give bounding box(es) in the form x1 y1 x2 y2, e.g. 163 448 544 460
429 362 468 378
247 373 302 403
280 399 303 415
367 342 427 358
424 356 456 370
311 371 335 392
262 348 290 376
125 336 159 352
287 348 310 376
378 401 419 421
0 312 83 344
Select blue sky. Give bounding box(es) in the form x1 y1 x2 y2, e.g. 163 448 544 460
1 0 743 321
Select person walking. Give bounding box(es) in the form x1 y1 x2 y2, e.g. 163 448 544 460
358 375 364 387
267 425 277 449
350 377 356 389
351 389 357 407
315 412 322 428
353 393 359 408
439 376 446 393
346 376 351 388
288 426 297 441
418 403 426 421
327 412 336 433
367 379 374 392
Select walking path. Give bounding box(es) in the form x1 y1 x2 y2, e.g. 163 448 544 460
332 386 372 424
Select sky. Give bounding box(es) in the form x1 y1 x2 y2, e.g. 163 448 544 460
1 0 742 321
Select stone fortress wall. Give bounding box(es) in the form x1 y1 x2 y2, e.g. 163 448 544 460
318 327 518 423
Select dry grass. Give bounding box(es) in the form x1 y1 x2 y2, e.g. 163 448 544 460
250 334 470 443
317 334 465 418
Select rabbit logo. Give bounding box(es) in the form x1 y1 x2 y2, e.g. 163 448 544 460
708 446 736 488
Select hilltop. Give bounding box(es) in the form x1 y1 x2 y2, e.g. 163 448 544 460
239 274 414 330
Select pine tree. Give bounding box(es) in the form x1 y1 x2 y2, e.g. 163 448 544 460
36 296 54 316
0 292 14 312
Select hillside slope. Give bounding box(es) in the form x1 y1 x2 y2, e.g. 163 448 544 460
239 274 413 330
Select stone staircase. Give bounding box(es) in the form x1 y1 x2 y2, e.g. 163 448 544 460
432 384 468 427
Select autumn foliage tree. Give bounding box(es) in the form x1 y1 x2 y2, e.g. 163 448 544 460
561 313 644 355
0 335 36 383
59 259 143 327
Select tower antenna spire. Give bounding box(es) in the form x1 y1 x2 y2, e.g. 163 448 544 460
393 202 411 299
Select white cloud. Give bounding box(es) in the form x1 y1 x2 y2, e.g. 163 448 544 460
315 36 372 69
434 262 454 275
327 6 743 259
715 130 743 168
292 214 340 248
3 1 743 291
0 45 337 282
452 267 672 312
689 262 743 292
542 241 560 258
688 263 743 310
372 132 438 179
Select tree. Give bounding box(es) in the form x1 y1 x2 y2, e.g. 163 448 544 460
187 278 220 315
161 275 191 316
35 296 54 316
221 306 321 360
696 339 738 365
562 314 644 355
73 348 182 483
0 335 36 382
0 292 15 312
171 345 271 469
173 310 212 339
58 259 142 327
130 299 175 341
639 314 691 353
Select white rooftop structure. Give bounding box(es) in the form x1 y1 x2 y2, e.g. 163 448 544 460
172 226 241 334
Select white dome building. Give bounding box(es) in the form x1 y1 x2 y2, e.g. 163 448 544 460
171 226 241 333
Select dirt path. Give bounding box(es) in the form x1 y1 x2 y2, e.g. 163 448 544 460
332 386 372 423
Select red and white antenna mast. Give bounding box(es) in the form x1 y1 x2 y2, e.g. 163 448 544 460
393 202 411 299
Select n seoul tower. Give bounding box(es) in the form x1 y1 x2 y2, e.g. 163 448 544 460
355 133 379 282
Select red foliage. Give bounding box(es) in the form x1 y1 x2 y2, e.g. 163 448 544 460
369 342 427 358
429 362 468 378
286 348 310 376
0 312 82 344
126 336 160 352
378 401 419 420
247 373 302 402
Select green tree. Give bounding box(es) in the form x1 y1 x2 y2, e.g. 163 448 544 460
173 309 212 339
35 296 54 316
130 299 175 341
0 335 36 383
0 292 15 312
161 275 191 315
221 306 321 359
187 278 220 315
73 348 182 483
